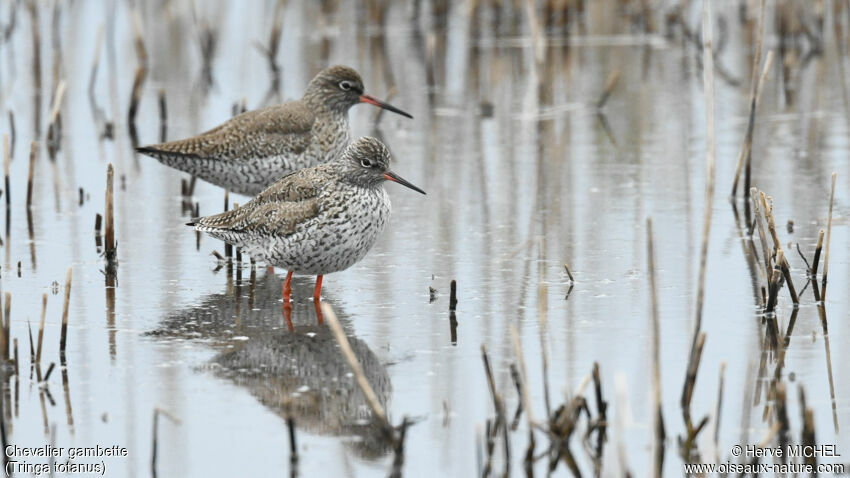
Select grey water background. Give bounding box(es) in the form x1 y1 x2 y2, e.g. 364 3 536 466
0 0 848 476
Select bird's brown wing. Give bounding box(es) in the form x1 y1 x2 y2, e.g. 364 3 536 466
193 167 329 235
137 101 316 161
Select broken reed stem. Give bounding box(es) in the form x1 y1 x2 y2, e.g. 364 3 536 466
128 9 148 143
732 48 773 198
761 198 799 304
765 268 782 314
508 324 535 429
596 70 621 109
150 408 180 478
811 229 825 277
731 0 768 197
26 141 36 208
647 218 665 478
46 80 66 129
537 282 551 419
12 339 18 377
128 67 145 142
7 112 14 158
36 293 46 365
449 279 457 311
563 262 574 283
59 267 71 356
692 0 715 347
2 293 9 362
713 361 726 447
321 303 391 434
751 188 772 273
105 163 115 261
681 332 707 422
3 134 9 209
821 172 836 298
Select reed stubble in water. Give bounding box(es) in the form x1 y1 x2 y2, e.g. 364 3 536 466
322 303 410 475
811 229 825 277
2 134 9 209
26 141 36 207
646 218 665 477
36 293 46 366
104 164 116 266
821 172 836 298
680 1 714 452
150 408 179 478
58 267 71 357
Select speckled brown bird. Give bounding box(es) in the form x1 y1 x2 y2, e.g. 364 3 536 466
137 66 412 196
189 137 425 303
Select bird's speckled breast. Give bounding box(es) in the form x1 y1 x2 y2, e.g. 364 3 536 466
247 183 391 275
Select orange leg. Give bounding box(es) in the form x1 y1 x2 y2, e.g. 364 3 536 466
312 275 323 303
282 270 294 304
267 266 275 274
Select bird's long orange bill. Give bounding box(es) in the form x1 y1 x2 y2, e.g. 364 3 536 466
384 171 426 195
360 94 413 119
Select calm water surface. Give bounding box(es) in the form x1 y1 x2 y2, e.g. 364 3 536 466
0 1 847 476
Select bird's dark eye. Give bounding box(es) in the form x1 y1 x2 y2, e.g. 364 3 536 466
360 159 372 168
339 81 352 91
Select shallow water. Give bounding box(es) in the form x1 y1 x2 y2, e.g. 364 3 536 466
0 0 848 476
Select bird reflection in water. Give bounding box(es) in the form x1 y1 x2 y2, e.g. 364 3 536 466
150 270 392 459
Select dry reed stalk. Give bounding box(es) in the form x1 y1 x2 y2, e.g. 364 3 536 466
691 0 716 353
761 199 799 304
321 303 391 433
7 113 14 158
751 188 772 272
537 281 551 418
508 324 534 428
104 164 115 263
821 172 836 298
713 362 726 451
26 141 36 207
614 374 633 477
647 218 665 478
522 0 544 78
12 339 17 377
596 70 622 109
27 323 35 367
36 293 46 365
150 408 180 478
563 262 575 283
2 134 9 209
811 229 824 277
127 67 145 144
765 252 783 314
46 80 66 130
59 267 71 356
2 293 8 362
730 0 769 198
681 332 707 421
